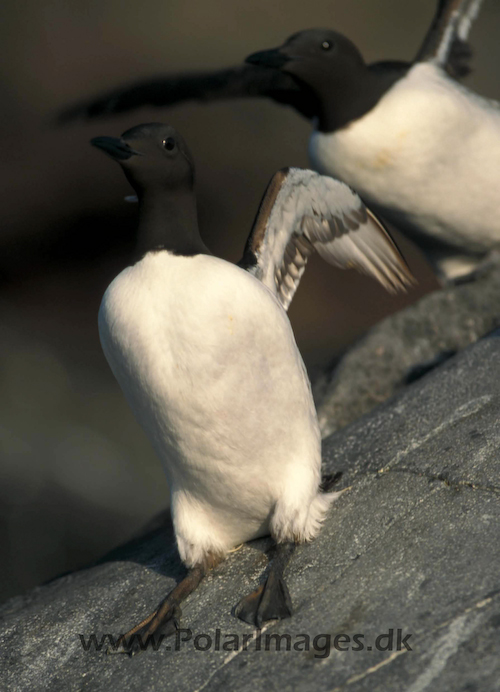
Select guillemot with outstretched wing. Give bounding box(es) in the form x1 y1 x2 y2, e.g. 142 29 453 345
62 1 492 282
92 123 413 654
248 0 496 282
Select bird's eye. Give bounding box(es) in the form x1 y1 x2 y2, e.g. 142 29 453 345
163 137 176 151
321 41 332 51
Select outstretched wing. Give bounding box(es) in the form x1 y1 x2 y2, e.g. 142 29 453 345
239 168 415 311
416 0 485 78
57 65 317 124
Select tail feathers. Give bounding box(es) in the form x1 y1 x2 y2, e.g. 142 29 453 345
302 490 342 541
270 487 342 545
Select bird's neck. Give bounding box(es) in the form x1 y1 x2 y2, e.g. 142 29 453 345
135 187 209 258
315 62 409 133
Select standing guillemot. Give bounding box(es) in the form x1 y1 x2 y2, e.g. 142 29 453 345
59 1 494 283
91 122 413 654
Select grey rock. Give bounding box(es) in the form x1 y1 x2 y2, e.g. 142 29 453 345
314 259 500 438
1 332 500 691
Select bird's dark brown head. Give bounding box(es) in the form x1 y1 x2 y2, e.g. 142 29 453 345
246 29 365 96
245 29 398 133
91 123 195 195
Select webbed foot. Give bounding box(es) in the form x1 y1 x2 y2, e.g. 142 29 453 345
234 542 295 628
106 563 207 656
234 569 293 628
107 604 182 656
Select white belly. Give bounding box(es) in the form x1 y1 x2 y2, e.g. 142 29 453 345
98 251 322 565
309 63 500 253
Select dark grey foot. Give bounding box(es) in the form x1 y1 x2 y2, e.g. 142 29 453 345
108 604 181 656
107 563 207 656
234 566 293 628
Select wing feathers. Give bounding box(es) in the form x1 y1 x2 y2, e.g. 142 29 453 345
456 0 484 40
57 66 317 124
240 168 415 311
416 0 484 78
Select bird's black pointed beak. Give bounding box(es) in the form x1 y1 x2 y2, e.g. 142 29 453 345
245 48 291 70
90 136 142 160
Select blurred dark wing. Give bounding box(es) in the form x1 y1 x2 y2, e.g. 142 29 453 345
57 65 318 123
239 168 415 311
416 0 484 78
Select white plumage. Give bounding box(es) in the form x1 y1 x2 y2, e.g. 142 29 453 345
99 251 331 567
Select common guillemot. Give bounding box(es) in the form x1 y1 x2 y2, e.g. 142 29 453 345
249 1 496 283
92 122 413 654
60 1 494 282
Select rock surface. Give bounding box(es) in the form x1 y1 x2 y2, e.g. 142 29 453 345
1 329 500 691
314 260 500 437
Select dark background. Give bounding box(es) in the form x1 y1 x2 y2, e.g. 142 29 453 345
1 0 499 601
